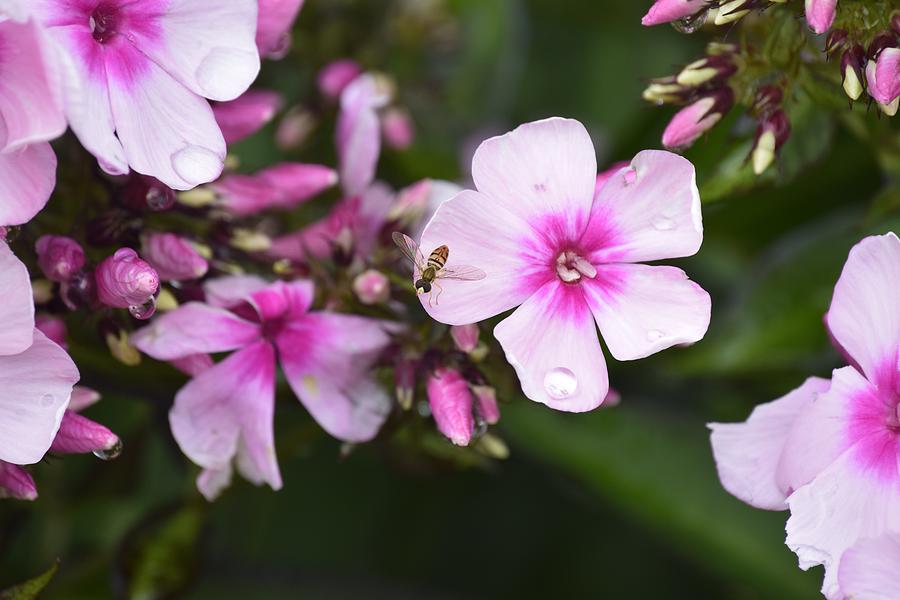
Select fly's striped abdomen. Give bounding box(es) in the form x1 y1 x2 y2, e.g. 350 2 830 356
427 245 449 270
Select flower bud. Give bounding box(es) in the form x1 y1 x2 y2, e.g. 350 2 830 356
141 233 209 282
841 45 866 100
675 55 736 87
426 368 475 446
706 42 738 56
0 463 37 501
317 59 363 99
275 106 316 150
476 433 509 459
714 0 754 25
95 248 159 312
352 269 390 305
230 229 273 253
472 384 500 425
450 324 480 354
381 107 415 150
662 88 733 150
751 109 791 175
60 271 96 310
642 77 688 105
866 47 900 113
804 0 837 34
212 89 283 144
49 411 120 456
120 175 177 212
395 357 418 410
104 328 141 366
69 386 101 412
32 280 53 305
641 0 707 26
212 163 338 216
892 11 900 37
35 235 85 282
752 85 783 117
35 314 67 349
825 29 848 55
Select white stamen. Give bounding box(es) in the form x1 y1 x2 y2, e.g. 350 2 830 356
555 251 596 283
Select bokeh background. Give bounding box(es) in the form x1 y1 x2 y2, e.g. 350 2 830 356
3 0 899 598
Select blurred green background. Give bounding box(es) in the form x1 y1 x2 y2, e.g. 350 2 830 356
3 0 898 598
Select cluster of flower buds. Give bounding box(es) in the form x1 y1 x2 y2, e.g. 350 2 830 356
642 0 791 31
426 367 500 447
749 85 791 174
645 43 737 150
829 19 900 116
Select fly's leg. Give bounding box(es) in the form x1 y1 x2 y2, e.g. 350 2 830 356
433 281 444 305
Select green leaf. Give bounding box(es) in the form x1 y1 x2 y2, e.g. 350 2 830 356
0 561 60 600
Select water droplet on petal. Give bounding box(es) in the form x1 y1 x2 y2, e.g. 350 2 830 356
473 415 488 439
543 367 578 400
652 216 675 231
646 329 665 342
40 393 54 407
672 9 708 34
93 439 123 461
128 296 157 320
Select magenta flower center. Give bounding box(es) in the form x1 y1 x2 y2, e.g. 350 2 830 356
90 4 120 44
554 250 596 284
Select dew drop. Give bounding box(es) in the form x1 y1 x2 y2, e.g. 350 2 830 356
671 9 708 34
473 415 488 439
93 439 123 461
646 329 665 342
416 400 432 418
40 393 54 407
128 296 157 320
543 367 578 400
652 216 675 231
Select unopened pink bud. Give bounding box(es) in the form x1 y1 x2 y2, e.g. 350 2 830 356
352 269 390 305
275 106 316 150
49 411 120 455
35 235 85 282
256 0 304 59
641 0 707 26
0 462 37 500
35 314 67 349
472 385 500 425
804 0 837 34
213 89 284 144
69 386 102 412
381 107 415 150
317 59 363 99
95 248 159 310
450 324 480 353
426 368 475 446
142 233 208 282
662 88 733 150
213 163 338 216
866 47 900 107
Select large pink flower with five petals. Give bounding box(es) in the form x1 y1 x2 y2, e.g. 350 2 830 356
32 0 260 190
418 117 711 412
710 232 900 599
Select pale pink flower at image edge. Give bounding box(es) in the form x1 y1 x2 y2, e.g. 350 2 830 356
710 232 900 599
418 117 711 412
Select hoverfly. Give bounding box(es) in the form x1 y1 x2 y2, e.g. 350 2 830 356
392 232 486 306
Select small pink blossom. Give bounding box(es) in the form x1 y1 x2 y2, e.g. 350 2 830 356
641 0 707 26
212 89 284 144
418 118 710 412
132 278 394 498
317 59 362 99
352 269 390 305
710 233 900 598
0 462 37 500
427 368 475 446
35 235 85 283
0 241 79 465
32 0 261 190
337 73 391 197
450 324 479 354
95 248 159 310
141 233 208 282
256 0 304 60
805 0 837 34
381 107 415 150
211 162 337 216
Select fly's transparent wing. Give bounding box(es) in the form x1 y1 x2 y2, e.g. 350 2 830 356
392 232 427 276
438 264 487 281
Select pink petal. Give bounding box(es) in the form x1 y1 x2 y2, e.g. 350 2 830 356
776 366 875 499
825 233 900 388
203 275 269 308
0 461 37 500
255 0 304 59
804 0 837 34
493 280 609 412
471 117 597 242
197 465 232 501
106 48 226 190
0 241 35 355
419 190 538 326
0 330 78 465
874 49 900 105
68 385 101 412
0 1 30 22
786 449 900 598
0 143 56 227
583 263 710 361
586 150 703 264
838 534 900 600
169 340 281 489
337 74 389 197
141 233 209 281
131 302 261 360
212 89 283 144
212 162 337 216
137 0 260 102
594 161 629 199
277 313 392 442
170 353 214 377
317 59 362 99
0 18 65 151
247 280 314 322
709 376 831 510
641 0 708 26
49 410 118 454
